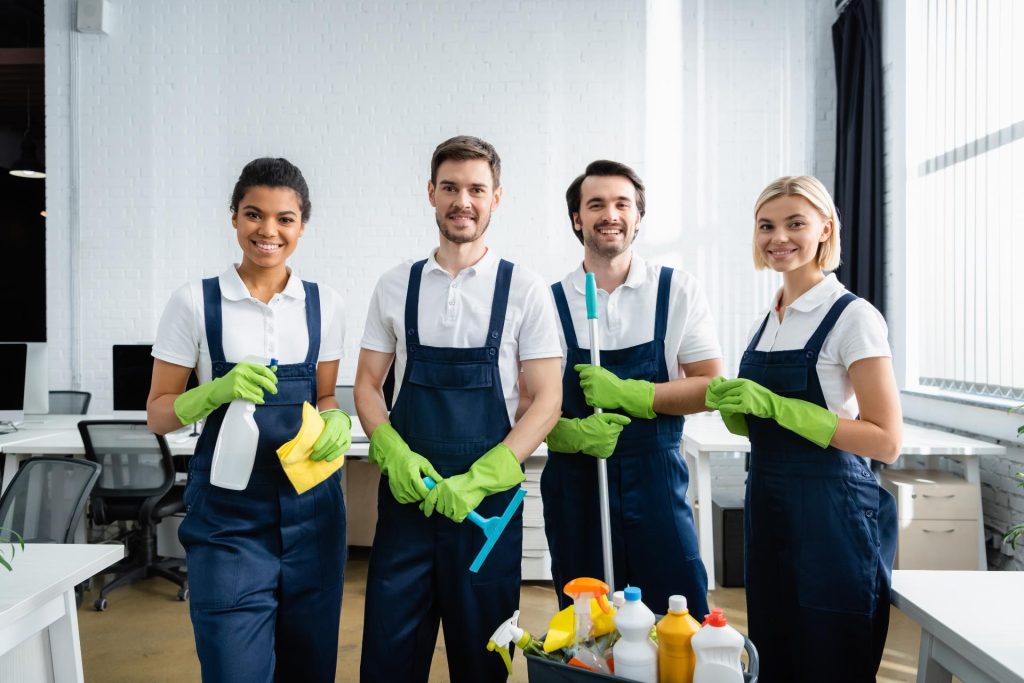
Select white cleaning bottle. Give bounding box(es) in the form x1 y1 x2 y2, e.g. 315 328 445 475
613 586 657 682
211 355 274 490
691 609 744 683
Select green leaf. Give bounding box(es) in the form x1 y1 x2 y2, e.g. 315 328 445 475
0 555 10 571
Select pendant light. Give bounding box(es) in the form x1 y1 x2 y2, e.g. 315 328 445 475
9 87 44 179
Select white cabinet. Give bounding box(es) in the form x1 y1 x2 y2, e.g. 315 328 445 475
881 469 981 570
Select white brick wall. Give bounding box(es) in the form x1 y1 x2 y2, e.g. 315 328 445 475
43 0 841 502
45 0 830 412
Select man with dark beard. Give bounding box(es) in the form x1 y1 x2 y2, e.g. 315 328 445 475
541 159 722 619
354 136 563 683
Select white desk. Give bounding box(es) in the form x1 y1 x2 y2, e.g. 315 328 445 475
0 544 123 683
892 570 1024 683
681 414 1005 589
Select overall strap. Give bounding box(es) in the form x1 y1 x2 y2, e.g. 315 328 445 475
486 260 514 349
201 277 226 364
746 313 772 353
804 292 858 355
302 281 322 366
404 260 428 347
653 266 674 342
550 282 580 349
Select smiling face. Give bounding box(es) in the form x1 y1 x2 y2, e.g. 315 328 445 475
428 158 501 245
232 185 305 272
754 194 832 275
574 174 641 259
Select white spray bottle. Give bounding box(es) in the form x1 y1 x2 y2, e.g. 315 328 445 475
210 355 274 490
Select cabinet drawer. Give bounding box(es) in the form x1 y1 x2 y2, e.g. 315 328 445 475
881 469 979 520
895 519 979 570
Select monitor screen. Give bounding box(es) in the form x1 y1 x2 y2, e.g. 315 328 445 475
0 344 27 417
112 345 198 411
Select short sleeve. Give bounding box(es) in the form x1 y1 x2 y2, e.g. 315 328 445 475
318 285 346 362
152 284 200 369
360 274 398 353
515 269 564 361
674 271 723 365
831 300 892 368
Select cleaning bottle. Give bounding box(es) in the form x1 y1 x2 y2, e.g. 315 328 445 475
656 594 701 683
613 586 657 682
691 608 744 683
211 355 275 490
486 610 560 675
563 577 613 674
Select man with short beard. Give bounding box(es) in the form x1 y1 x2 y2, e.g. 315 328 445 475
541 159 722 619
354 136 563 683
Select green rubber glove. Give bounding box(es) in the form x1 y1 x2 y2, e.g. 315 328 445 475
704 376 748 437
420 443 525 523
710 378 838 448
310 409 352 462
369 423 442 504
574 364 656 419
545 414 632 458
172 362 278 426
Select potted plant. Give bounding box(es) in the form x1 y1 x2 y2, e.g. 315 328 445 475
0 528 25 571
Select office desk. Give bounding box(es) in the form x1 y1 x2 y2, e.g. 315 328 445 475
681 414 1004 589
0 544 123 682
892 570 1024 683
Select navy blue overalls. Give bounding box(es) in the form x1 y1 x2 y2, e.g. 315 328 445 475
542 267 709 619
360 259 523 683
178 277 347 683
740 293 897 682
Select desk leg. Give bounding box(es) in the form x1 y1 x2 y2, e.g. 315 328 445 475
916 631 953 683
683 443 715 591
47 589 84 683
963 455 987 571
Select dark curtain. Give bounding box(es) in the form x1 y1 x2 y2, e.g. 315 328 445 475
832 0 885 316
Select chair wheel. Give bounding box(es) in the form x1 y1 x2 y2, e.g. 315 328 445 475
93 597 108 612
177 588 189 602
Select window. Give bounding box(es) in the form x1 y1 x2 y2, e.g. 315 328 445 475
907 0 1024 401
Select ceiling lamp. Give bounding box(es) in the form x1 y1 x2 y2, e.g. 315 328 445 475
9 88 44 179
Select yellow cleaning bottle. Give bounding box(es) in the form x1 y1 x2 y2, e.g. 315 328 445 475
656 594 702 683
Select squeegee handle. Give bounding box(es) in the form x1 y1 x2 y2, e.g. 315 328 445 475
422 476 485 527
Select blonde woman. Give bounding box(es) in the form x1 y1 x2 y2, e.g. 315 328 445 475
706 176 901 682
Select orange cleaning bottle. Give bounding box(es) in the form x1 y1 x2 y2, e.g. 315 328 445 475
656 594 702 683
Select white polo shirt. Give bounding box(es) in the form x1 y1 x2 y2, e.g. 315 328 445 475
553 254 723 378
360 248 563 424
746 273 891 419
153 265 345 383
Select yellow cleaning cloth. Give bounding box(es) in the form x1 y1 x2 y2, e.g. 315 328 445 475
542 599 618 653
276 402 345 494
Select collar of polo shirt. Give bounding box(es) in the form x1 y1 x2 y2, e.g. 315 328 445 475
221 264 307 302
777 272 843 313
570 253 648 295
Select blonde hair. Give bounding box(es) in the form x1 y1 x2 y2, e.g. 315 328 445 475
752 175 841 272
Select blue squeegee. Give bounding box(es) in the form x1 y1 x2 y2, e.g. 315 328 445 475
423 476 527 573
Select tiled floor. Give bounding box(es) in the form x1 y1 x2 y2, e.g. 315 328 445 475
79 550 923 682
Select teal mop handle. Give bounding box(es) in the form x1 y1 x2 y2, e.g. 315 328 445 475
585 273 615 592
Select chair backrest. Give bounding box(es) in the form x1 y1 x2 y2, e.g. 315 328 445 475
77 421 175 501
0 457 101 543
49 390 92 415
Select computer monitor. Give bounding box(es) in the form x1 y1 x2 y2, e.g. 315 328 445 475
113 344 198 411
0 343 27 424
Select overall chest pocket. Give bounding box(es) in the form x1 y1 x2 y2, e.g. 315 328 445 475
758 362 808 395
407 360 493 390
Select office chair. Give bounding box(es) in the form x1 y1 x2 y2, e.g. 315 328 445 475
48 390 92 415
78 420 188 610
0 457 102 606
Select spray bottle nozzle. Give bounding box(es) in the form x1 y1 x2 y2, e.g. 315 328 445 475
487 610 531 675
